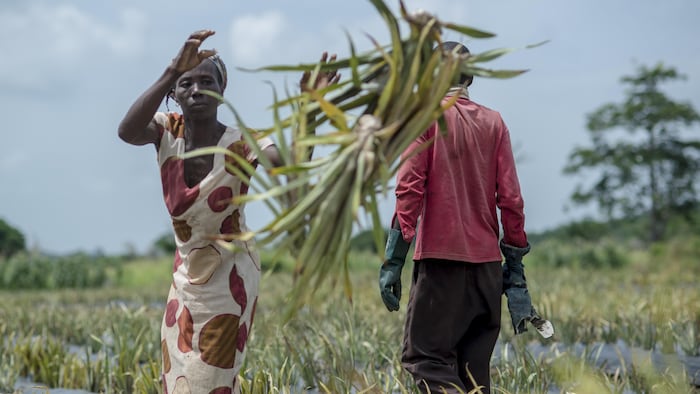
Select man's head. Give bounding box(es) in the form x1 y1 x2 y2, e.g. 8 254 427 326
442 41 473 87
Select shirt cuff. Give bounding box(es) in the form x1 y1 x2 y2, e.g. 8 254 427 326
399 224 415 242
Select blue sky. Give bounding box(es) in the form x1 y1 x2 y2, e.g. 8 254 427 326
1 0 699 255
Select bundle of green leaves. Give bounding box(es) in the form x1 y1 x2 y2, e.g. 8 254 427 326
188 0 531 316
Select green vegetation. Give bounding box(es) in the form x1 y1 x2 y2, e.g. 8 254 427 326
0 218 25 258
151 233 176 257
0 252 118 290
1 234 699 393
564 63 700 242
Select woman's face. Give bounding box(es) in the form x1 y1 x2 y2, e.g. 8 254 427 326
173 61 224 118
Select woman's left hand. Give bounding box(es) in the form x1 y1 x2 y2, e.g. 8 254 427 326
300 52 341 92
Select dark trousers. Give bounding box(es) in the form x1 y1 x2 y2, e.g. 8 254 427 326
401 259 502 394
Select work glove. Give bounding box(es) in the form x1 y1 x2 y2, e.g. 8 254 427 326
379 227 411 311
501 240 553 338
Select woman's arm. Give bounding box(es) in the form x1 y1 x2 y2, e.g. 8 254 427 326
117 29 217 146
117 67 181 146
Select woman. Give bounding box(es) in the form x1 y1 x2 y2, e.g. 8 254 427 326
118 29 335 393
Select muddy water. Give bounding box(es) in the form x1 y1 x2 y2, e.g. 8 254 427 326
494 339 700 386
13 339 700 393
13 378 93 394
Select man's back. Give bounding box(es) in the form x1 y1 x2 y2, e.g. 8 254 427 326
395 96 527 263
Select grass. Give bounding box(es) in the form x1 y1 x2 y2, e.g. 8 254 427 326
115 257 172 290
1 241 699 393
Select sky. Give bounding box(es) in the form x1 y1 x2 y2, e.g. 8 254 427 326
1 0 699 255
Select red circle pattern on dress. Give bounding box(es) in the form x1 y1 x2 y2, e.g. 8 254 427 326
209 388 232 394
177 306 193 353
224 140 250 177
162 339 171 374
228 265 247 312
165 299 179 327
161 157 200 217
172 219 192 243
199 314 240 369
219 210 241 236
208 186 233 212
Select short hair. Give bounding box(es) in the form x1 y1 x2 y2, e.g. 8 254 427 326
442 41 470 55
441 41 472 86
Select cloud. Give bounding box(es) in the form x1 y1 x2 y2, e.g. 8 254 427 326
229 10 287 65
0 3 147 90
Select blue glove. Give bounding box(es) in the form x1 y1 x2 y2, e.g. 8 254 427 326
500 240 537 334
379 228 411 311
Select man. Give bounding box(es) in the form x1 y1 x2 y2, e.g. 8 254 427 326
379 41 530 394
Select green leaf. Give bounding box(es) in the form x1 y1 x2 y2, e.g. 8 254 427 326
464 66 529 79
442 22 496 38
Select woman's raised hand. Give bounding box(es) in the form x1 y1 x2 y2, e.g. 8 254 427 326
300 52 341 93
171 30 218 73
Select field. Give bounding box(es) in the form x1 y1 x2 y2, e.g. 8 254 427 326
1 236 699 394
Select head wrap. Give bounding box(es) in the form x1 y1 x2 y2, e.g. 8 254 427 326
206 54 228 92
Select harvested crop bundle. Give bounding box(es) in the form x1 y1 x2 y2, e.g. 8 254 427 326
188 0 528 316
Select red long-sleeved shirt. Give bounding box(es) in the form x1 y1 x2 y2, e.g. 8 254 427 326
395 96 527 263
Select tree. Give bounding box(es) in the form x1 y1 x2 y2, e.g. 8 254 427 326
564 63 700 242
0 218 26 258
153 232 176 256
349 228 388 253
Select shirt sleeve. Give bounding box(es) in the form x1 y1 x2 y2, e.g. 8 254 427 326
394 124 435 242
246 136 275 163
495 120 528 247
153 112 168 130
153 112 179 153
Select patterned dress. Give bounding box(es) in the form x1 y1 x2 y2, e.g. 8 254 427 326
153 112 273 393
